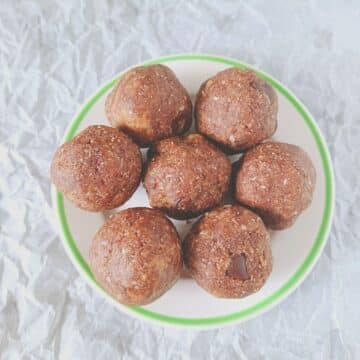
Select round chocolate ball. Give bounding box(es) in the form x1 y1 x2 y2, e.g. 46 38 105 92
195 67 278 152
235 141 316 229
50 125 142 211
89 207 182 305
143 134 231 219
105 64 192 147
184 205 272 298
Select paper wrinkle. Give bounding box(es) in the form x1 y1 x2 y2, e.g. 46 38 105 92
0 1 359 358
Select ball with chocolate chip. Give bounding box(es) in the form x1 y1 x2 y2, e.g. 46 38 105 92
89 207 182 305
105 64 192 147
50 125 142 211
235 141 316 230
195 67 278 152
143 134 231 219
184 205 272 298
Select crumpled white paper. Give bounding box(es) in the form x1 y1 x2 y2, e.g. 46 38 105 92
0 0 359 358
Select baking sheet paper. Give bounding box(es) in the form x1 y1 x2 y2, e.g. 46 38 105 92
0 1 359 358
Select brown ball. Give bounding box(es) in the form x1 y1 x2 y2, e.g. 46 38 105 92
235 142 316 229
50 125 142 211
89 208 182 305
195 68 278 152
105 64 192 147
143 134 231 219
184 205 272 298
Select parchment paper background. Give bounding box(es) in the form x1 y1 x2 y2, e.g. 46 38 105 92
0 1 359 359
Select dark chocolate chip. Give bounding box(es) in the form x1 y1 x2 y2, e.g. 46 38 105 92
250 79 275 104
261 82 276 104
226 253 250 280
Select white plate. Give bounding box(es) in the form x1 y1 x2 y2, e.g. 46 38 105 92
51 54 335 329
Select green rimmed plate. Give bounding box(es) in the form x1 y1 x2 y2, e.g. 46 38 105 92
51 54 334 329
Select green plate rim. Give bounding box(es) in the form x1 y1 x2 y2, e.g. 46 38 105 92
54 54 334 327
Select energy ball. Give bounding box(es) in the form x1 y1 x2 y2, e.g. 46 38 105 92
195 68 278 152
89 208 182 305
184 205 272 298
51 125 142 212
235 141 316 230
143 134 231 219
105 64 192 147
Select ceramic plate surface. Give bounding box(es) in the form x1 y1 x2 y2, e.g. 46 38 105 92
51 54 334 329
